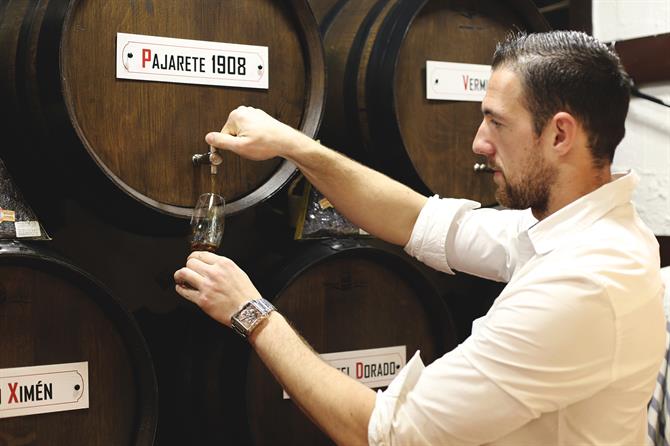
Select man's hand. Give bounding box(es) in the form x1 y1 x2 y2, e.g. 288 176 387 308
174 252 375 446
205 106 306 161
174 251 262 326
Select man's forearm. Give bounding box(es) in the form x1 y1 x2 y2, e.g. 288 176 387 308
286 133 427 246
250 312 376 446
205 106 427 246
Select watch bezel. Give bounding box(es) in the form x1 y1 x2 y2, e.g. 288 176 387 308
231 298 275 338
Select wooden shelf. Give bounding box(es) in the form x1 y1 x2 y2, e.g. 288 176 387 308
614 33 670 84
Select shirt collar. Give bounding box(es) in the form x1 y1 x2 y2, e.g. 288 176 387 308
526 170 638 255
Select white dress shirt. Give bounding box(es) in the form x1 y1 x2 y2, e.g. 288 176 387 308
368 171 665 445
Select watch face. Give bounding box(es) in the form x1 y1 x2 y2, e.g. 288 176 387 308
239 305 262 329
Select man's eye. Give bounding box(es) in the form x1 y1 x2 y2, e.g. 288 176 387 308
490 119 502 128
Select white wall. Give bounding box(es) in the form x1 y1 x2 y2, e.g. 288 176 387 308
593 0 670 235
593 0 670 41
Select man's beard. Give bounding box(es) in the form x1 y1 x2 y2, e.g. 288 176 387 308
494 150 557 213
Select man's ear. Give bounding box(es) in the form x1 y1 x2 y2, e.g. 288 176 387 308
549 112 579 156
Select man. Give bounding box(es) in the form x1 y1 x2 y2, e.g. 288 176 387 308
174 31 665 445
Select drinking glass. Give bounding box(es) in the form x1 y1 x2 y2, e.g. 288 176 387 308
190 193 225 252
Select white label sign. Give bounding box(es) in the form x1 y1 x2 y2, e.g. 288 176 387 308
0 362 89 418
14 221 41 238
116 32 269 89
283 346 405 399
426 61 491 102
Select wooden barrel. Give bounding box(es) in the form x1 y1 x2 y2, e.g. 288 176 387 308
318 0 549 205
0 241 157 445
246 239 456 445
307 0 347 31
0 0 325 231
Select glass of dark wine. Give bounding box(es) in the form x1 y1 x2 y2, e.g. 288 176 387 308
190 193 225 252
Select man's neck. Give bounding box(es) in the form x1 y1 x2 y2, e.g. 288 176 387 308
532 165 612 221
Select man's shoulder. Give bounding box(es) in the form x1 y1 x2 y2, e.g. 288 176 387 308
539 218 662 311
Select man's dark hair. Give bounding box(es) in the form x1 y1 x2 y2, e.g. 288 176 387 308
492 31 631 166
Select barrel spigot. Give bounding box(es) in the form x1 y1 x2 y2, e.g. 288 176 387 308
473 163 495 174
192 147 223 174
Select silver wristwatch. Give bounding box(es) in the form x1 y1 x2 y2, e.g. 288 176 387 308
231 298 276 339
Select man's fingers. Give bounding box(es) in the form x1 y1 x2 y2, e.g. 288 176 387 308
184 258 217 283
205 131 242 154
174 267 205 290
175 281 200 304
188 250 220 265
220 118 237 136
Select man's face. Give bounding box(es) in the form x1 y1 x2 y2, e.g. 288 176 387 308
472 67 557 213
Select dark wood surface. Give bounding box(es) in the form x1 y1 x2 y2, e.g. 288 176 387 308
0 247 157 445
397 0 547 204
659 236 670 268
615 33 670 84
0 1 519 444
531 0 593 33
246 248 455 446
1 0 325 223
318 0 393 159
61 0 309 206
319 0 548 205
307 0 344 25
568 0 592 34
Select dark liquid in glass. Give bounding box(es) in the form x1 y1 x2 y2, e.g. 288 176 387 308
190 241 218 252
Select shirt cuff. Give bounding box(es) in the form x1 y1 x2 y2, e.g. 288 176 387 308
404 195 480 274
368 351 426 445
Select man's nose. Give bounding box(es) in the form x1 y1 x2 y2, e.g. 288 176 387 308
472 120 494 156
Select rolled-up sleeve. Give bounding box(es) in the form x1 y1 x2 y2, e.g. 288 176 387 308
404 196 536 282
404 195 479 274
